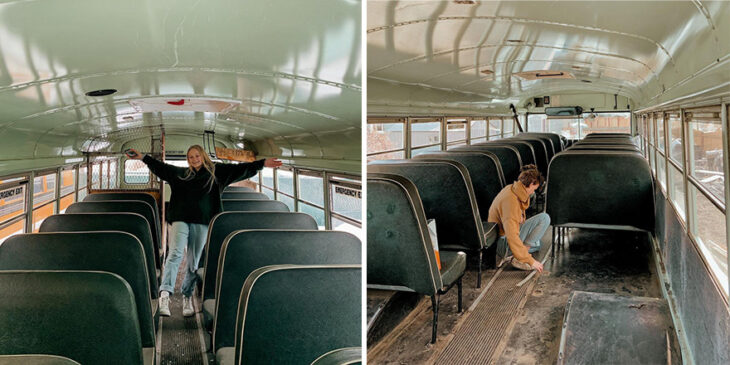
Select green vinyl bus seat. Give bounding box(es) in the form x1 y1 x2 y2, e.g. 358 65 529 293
414 151 505 219
221 199 290 212
0 271 146 365
567 144 641 152
584 132 632 138
38 213 159 298
216 265 361 365
310 347 362 365
223 186 254 192
0 355 81 365
517 132 564 153
369 161 493 287
200 212 318 326
66 201 160 265
515 134 556 158
572 139 636 146
480 140 537 167
367 173 466 343
220 192 268 200
84 192 160 240
546 151 655 233
508 136 551 175
452 144 522 183
0 232 156 349
211 230 361 354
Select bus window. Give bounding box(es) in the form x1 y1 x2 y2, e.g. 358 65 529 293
470 119 487 143
78 166 88 201
367 119 405 161
124 160 150 185
329 177 361 237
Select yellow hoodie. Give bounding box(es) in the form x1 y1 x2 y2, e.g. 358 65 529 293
487 181 534 266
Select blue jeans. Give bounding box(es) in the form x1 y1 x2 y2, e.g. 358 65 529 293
159 221 208 297
497 212 551 258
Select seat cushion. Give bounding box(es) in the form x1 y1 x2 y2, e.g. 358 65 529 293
482 221 498 247
439 251 466 288
203 299 216 330
216 347 235 365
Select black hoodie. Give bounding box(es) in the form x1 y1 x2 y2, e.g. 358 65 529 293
142 155 265 225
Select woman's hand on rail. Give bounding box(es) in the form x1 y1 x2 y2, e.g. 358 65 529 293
125 148 142 160
264 158 283 168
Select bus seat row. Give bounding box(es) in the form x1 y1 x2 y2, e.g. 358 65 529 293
546 150 655 232
452 144 523 182
369 160 495 287
0 354 81 365
0 271 151 365
220 191 269 200
221 199 289 212
223 186 254 193
39 213 160 297
367 173 466 344
215 265 361 365
84 192 161 246
209 231 361 361
0 232 157 350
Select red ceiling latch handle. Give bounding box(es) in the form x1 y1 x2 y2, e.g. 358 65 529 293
167 99 185 106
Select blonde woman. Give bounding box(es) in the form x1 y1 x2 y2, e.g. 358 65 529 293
126 145 282 317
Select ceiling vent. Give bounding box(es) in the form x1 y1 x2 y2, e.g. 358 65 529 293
513 70 574 81
128 98 241 113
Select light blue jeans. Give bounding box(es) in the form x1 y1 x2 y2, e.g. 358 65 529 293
159 221 209 297
497 212 551 258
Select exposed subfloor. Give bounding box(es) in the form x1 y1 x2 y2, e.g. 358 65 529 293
367 227 674 365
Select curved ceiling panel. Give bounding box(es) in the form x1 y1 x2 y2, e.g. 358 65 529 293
368 1 730 113
0 0 361 173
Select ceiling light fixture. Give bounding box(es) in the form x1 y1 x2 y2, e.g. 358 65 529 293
85 89 117 97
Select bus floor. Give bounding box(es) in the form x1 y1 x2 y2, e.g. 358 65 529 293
367 228 671 365
157 254 210 365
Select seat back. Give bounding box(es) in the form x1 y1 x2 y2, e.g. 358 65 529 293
367 173 442 294
66 200 160 256
510 136 550 174
517 132 564 152
0 232 155 347
414 152 504 218
201 212 318 300
222 199 289 212
213 230 361 351
0 355 81 365
234 265 361 365
39 213 159 297
546 151 654 232
310 348 362 365
224 186 254 192
584 133 632 138
568 145 641 152
220 192 268 200
83 192 159 237
368 160 485 251
451 144 522 183
516 134 556 157
482 140 536 166
0 271 143 365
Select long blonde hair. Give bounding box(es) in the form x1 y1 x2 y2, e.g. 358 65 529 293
182 145 217 190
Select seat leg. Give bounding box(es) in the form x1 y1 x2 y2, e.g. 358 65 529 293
477 250 483 288
551 226 555 256
457 277 463 313
431 295 440 344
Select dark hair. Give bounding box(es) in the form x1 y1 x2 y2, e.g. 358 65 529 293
518 164 544 187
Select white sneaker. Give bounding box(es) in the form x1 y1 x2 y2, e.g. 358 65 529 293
182 296 195 317
159 296 171 317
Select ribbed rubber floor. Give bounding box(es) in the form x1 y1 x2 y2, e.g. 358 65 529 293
159 256 207 365
435 270 532 364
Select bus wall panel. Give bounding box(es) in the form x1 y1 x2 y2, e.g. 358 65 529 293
655 186 730 365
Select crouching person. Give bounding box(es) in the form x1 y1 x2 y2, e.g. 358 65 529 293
488 164 550 272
